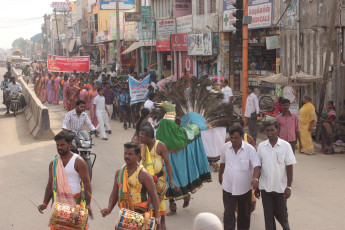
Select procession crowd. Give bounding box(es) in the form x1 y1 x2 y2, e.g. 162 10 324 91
1 62 339 230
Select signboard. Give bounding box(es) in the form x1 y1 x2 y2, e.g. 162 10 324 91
223 0 272 31
173 0 192 18
124 22 138 41
139 22 156 41
108 11 124 40
47 55 90 73
125 12 141 22
129 75 149 104
188 33 212 56
51 1 76 12
171 33 189 51
141 6 152 31
81 29 89 44
156 19 176 41
181 51 193 74
176 14 192 33
266 36 280 50
99 0 135 10
156 40 171 52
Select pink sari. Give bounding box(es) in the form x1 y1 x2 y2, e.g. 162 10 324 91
79 89 88 105
53 77 61 104
39 77 47 103
47 78 54 104
62 80 69 110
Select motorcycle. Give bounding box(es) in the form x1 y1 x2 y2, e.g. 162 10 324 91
69 130 97 180
9 94 22 117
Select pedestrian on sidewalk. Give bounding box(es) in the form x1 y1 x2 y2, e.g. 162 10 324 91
219 126 261 230
1 74 10 105
93 87 111 140
255 121 296 230
244 86 260 143
276 98 303 153
298 94 317 155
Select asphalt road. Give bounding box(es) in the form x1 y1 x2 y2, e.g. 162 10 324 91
1 67 345 230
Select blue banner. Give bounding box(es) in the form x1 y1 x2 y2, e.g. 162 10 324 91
129 75 150 105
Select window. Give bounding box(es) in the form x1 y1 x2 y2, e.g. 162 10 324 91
197 0 204 15
89 14 98 32
209 0 216 13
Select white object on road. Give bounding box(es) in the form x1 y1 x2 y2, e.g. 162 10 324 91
193 212 223 230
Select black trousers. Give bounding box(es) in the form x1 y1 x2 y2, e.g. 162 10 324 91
261 190 290 230
223 189 252 230
247 117 258 142
288 140 297 154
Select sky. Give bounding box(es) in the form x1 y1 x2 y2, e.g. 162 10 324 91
0 0 56 50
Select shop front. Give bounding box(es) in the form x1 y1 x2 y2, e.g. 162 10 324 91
171 33 193 78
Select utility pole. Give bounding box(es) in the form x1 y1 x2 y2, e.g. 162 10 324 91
54 9 62 56
116 0 122 73
316 0 338 138
242 0 248 118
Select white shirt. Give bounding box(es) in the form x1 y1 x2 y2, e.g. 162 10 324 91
220 141 261 195
221 86 233 103
144 99 155 111
64 154 81 194
62 109 95 132
258 138 297 193
150 82 157 92
244 93 260 117
93 95 106 112
7 82 22 96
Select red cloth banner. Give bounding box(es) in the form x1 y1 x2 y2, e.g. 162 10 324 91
171 33 189 51
47 55 90 72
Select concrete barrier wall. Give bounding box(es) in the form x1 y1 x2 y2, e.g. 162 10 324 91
12 69 54 140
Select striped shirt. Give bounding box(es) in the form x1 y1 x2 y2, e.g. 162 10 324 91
62 109 95 132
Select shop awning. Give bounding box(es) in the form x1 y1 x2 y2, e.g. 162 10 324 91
122 42 141 55
290 71 322 83
257 73 289 85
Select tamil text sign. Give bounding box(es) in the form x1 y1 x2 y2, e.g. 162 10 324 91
48 55 90 72
141 6 152 31
156 40 171 52
176 14 192 33
99 0 135 10
156 19 176 41
129 75 149 104
171 33 189 51
108 11 124 40
173 0 192 18
51 1 76 12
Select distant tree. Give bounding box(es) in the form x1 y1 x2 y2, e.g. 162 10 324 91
11 37 26 53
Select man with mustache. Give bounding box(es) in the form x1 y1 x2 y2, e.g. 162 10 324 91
101 142 161 230
255 121 296 230
38 131 93 228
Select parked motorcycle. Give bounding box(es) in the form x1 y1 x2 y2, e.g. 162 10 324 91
9 94 22 117
69 130 97 180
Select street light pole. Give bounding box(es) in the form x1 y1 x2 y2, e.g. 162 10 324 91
242 0 248 119
116 0 122 73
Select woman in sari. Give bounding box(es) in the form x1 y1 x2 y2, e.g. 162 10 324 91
320 101 336 154
46 73 54 104
87 81 99 127
65 79 80 111
62 75 69 110
298 94 317 155
79 82 88 105
34 73 41 96
39 72 47 104
52 73 61 104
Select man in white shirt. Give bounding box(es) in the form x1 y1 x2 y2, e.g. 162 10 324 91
144 93 156 111
62 100 98 133
219 126 261 230
93 87 111 140
221 79 233 104
244 86 260 143
255 121 296 230
6 77 26 114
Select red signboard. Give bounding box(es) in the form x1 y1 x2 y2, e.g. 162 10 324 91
181 51 193 74
171 33 189 51
156 40 171 52
47 54 90 73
